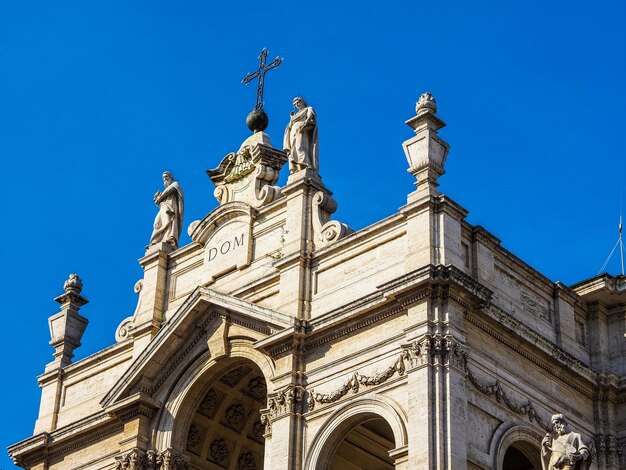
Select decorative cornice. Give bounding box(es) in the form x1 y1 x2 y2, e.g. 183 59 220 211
8 416 124 468
304 305 404 352
474 304 597 384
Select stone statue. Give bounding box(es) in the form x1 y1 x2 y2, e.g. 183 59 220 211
149 171 184 248
541 414 591 470
283 97 318 174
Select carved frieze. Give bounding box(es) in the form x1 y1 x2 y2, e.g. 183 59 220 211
266 385 305 418
402 334 468 371
156 448 189 470
115 449 188 470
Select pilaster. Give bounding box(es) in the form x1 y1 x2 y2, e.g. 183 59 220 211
276 168 326 319
132 243 174 357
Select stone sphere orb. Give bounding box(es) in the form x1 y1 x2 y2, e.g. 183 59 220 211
246 109 269 132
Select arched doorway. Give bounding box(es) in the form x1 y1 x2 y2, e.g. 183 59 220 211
502 443 540 470
183 360 267 469
328 416 396 470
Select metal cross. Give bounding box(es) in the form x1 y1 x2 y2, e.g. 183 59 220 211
242 48 283 111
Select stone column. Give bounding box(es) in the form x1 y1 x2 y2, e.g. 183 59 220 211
262 385 305 470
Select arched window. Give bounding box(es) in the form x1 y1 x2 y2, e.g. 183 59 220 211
492 424 543 470
328 416 396 470
502 444 539 470
305 397 408 470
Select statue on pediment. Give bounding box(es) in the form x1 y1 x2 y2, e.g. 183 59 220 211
284 97 318 174
541 414 591 470
149 171 184 248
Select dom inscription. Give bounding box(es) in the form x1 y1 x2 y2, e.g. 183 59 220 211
207 233 246 262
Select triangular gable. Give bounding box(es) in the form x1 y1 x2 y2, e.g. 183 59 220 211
101 287 292 409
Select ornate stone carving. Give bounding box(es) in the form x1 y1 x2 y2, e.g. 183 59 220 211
415 92 437 115
466 367 545 427
115 449 161 470
310 354 408 406
541 414 592 470
156 448 189 470
115 449 143 470
186 424 201 453
237 451 257 470
63 273 83 295
225 150 255 183
595 435 623 467
224 404 247 432
198 389 219 417
402 334 468 371
220 366 251 386
259 410 272 435
144 450 158 470
149 171 184 249
207 135 287 208
251 419 265 441
209 438 229 466
245 376 267 402
115 279 143 343
312 191 353 248
403 93 449 189
266 385 305 418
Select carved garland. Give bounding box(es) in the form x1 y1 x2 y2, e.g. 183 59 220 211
466 368 547 429
309 354 408 408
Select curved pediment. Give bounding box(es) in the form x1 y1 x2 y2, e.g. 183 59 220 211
101 287 292 410
188 201 257 246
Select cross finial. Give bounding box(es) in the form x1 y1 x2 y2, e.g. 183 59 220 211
242 48 283 111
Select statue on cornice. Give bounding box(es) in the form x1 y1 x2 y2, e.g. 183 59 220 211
541 414 591 470
149 171 184 248
283 97 318 174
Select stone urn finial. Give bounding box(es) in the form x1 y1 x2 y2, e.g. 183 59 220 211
415 92 437 116
63 273 83 295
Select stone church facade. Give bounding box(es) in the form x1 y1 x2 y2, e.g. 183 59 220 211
8 93 625 469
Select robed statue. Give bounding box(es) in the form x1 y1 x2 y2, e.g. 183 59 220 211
283 97 318 174
541 414 591 470
149 171 184 248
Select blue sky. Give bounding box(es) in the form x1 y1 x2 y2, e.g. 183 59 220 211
1 1 625 467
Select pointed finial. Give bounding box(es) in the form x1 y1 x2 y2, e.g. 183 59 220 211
415 92 437 116
63 273 83 295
